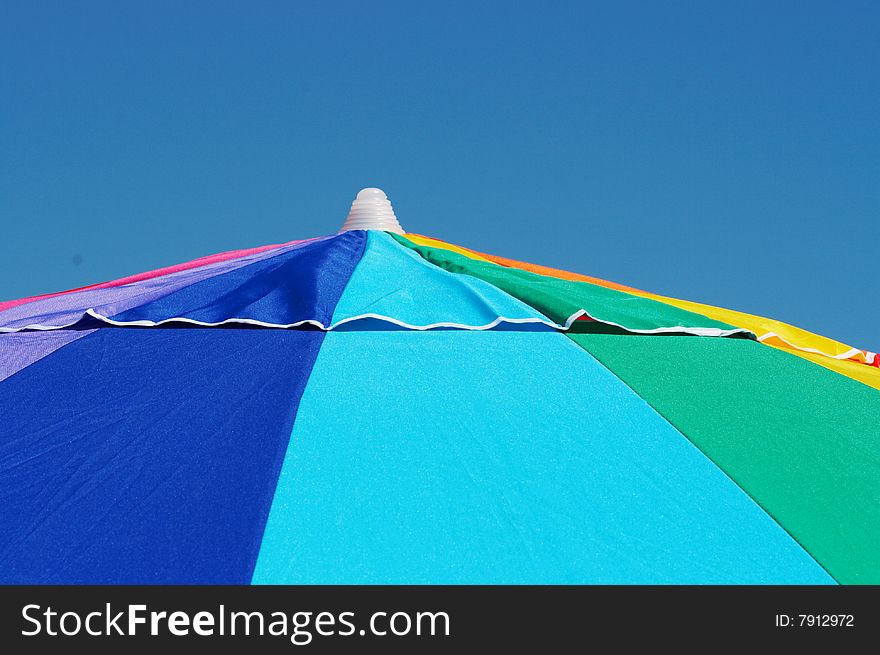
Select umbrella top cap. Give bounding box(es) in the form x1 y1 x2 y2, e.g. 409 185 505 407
340 187 405 234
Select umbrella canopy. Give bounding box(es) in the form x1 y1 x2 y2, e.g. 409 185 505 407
1 189 877 585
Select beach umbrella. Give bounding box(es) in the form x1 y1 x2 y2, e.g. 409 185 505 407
1 188 877 585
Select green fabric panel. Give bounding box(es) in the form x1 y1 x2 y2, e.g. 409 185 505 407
392 234 742 334
572 334 880 584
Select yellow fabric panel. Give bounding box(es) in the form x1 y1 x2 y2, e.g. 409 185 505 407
403 234 493 262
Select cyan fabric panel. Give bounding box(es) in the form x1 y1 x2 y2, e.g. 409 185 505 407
331 231 552 327
110 232 365 327
0 327 324 583
253 331 832 584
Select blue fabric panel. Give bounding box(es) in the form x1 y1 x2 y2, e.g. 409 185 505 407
331 231 552 327
0 328 324 584
253 331 833 584
110 231 365 326
0 329 95 383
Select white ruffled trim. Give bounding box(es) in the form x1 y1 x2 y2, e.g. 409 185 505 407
756 332 877 365
0 307 754 338
11 308 876 366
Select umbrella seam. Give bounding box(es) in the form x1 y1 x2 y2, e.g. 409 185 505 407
565 335 842 585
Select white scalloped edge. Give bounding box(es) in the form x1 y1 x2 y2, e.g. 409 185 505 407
6 308 875 367
0 307 754 338
756 332 877 365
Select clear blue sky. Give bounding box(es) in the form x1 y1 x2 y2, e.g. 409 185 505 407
1 1 877 349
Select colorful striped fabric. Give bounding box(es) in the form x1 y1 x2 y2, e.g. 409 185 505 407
1 229 877 584
400 233 880 388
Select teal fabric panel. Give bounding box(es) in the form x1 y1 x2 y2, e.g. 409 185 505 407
253 331 832 584
330 231 552 328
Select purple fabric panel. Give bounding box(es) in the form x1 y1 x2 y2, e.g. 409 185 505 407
0 238 328 330
0 330 95 383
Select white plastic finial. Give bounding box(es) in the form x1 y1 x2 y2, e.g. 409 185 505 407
340 188 405 234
